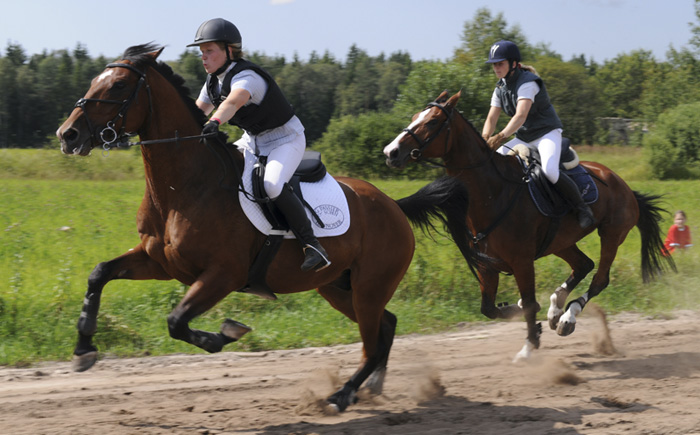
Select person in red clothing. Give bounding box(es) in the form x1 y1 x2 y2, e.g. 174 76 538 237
663 210 692 255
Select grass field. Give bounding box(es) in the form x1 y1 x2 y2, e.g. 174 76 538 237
1 147 698 366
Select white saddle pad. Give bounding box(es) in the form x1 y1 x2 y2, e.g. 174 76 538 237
239 146 350 239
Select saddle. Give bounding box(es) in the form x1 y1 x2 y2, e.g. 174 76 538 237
509 139 598 258
240 150 328 300
252 150 327 230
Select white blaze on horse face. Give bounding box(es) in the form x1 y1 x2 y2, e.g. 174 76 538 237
382 108 432 157
97 69 115 83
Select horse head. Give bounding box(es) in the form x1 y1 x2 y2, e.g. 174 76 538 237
383 90 461 169
56 44 164 155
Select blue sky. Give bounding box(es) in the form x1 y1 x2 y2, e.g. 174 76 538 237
1 0 696 63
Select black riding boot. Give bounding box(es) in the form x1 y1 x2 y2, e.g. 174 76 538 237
273 185 331 272
554 173 595 228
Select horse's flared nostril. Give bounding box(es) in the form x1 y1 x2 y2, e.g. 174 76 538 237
60 128 78 143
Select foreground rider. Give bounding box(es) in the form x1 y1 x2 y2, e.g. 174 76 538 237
481 40 594 229
189 18 330 271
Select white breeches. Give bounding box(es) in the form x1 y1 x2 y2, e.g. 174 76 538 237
262 133 306 199
497 129 563 184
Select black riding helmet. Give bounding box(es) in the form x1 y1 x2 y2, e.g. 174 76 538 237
187 18 242 47
485 40 521 79
188 18 242 75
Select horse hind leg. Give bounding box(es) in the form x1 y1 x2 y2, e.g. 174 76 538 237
363 310 397 396
557 236 619 336
548 246 595 331
317 280 397 412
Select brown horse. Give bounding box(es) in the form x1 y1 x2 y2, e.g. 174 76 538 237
56 45 475 412
384 90 674 362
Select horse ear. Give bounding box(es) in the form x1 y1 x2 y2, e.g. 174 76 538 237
148 46 165 61
435 90 450 104
445 89 461 109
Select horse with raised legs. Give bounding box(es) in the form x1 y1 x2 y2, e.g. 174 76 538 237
384 90 674 362
56 45 475 411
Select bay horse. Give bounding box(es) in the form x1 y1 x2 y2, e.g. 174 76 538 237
56 45 475 412
384 90 674 362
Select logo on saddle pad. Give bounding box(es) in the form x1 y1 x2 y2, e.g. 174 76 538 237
313 204 345 229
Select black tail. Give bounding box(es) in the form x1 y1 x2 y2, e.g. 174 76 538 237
396 176 492 280
635 191 676 282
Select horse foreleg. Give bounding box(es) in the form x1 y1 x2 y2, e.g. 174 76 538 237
512 265 542 363
167 269 251 353
548 246 595 330
73 246 172 372
479 271 522 319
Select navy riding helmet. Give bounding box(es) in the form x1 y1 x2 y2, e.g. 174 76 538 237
485 40 521 64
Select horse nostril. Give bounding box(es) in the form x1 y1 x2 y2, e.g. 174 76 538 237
389 148 398 159
61 128 78 143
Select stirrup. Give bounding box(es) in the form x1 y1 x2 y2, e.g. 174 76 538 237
301 244 331 272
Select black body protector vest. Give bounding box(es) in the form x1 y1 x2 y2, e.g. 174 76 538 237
206 59 294 135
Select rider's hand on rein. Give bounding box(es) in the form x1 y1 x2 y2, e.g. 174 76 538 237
487 132 505 149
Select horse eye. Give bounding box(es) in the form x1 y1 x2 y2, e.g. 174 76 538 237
112 81 127 91
426 119 439 128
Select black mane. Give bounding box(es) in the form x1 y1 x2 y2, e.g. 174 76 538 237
120 43 208 126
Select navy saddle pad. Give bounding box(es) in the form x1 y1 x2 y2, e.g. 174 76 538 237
527 164 598 218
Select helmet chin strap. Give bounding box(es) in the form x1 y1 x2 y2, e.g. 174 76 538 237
212 45 233 76
504 60 520 80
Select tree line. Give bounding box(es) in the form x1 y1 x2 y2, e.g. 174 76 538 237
2 6 699 178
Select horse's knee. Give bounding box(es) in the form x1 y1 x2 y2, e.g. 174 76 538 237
87 261 112 289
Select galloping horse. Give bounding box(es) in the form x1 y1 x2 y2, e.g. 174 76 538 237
56 45 474 412
384 91 674 362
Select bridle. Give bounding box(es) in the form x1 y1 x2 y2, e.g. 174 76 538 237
72 61 254 199
73 62 152 149
401 101 498 171
402 102 453 166
401 100 527 246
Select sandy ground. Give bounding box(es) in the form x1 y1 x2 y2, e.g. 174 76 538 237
1 307 699 435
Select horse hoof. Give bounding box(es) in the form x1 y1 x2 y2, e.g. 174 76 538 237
326 386 357 412
557 321 576 336
72 351 98 372
221 319 251 341
498 303 523 319
364 367 387 396
548 315 561 331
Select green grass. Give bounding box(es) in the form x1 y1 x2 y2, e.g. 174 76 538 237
1 147 699 366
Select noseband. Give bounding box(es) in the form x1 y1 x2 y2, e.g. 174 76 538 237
74 62 152 149
402 101 453 162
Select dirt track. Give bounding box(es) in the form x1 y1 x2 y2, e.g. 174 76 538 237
1 307 699 434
